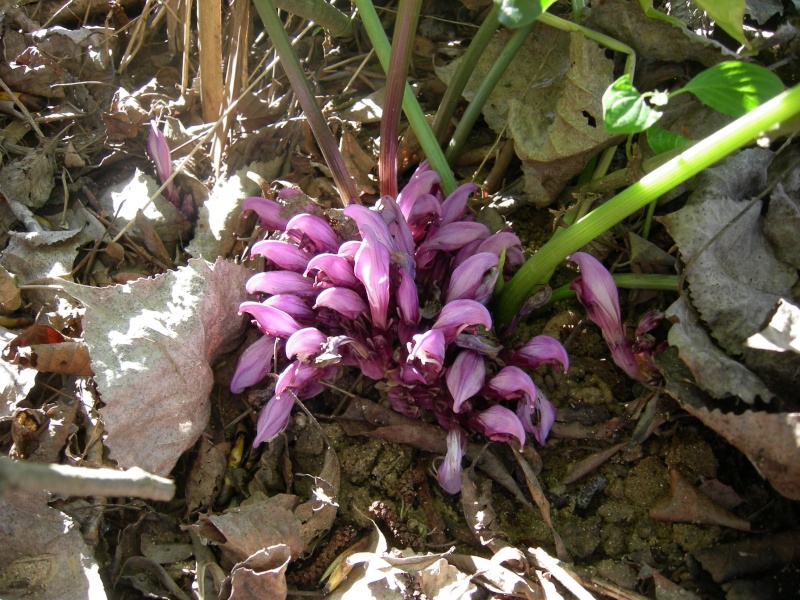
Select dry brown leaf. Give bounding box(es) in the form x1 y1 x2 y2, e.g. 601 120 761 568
1 324 92 376
0 492 106 599
0 265 21 314
191 495 304 568
223 545 292 600
650 469 750 531
0 328 38 420
659 349 800 500
185 436 230 514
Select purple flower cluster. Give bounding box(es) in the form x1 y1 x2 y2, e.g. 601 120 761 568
233 163 568 494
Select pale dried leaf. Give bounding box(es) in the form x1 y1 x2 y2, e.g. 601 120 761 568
0 150 55 209
0 265 21 314
746 298 800 354
185 436 230 514
658 150 797 354
59 258 250 476
666 296 774 403
224 545 292 600
0 328 37 420
764 183 800 269
0 492 106 600
188 160 285 260
584 0 735 67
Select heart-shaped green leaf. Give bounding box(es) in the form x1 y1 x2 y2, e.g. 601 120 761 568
646 125 690 155
681 61 785 117
602 74 663 134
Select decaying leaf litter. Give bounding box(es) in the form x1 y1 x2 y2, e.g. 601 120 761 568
1 0 799 598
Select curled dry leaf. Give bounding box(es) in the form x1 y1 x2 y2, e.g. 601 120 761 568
1 323 92 376
0 265 21 314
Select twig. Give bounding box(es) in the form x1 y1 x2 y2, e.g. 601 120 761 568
0 456 175 501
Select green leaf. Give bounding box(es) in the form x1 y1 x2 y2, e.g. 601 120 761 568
681 61 785 117
495 0 551 28
646 125 690 154
602 75 663 134
693 0 749 49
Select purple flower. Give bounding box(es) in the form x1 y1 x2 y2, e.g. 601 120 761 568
251 240 310 272
286 327 327 362
242 197 288 231
475 232 525 267
445 252 499 304
305 253 359 288
470 405 526 451
286 213 339 253
440 183 477 227
404 194 442 241
446 350 485 413
246 271 317 297
313 287 368 320
146 123 177 204
230 334 277 394
263 294 315 322
253 391 295 445
354 225 390 330
397 268 420 325
509 335 569 372
516 388 556 446
486 366 536 403
437 427 466 495
432 299 492 344
407 329 445 377
569 252 644 382
240 301 303 338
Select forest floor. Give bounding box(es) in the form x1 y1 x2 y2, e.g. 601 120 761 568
1 1 799 599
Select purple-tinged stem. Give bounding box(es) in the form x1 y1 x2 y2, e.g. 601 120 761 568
380 0 422 198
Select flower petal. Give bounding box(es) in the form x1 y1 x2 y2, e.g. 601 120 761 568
397 267 420 325
253 391 294 446
432 299 492 344
242 197 288 231
405 193 442 240
486 366 536 403
354 225 390 330
440 183 476 227
446 350 485 413
516 388 556 446
471 405 526 451
569 252 643 381
230 334 276 394
510 335 569 372
245 271 316 297
569 252 623 340
445 252 499 304
240 301 303 338
476 231 525 267
436 427 466 494
251 240 310 272
263 294 314 322
313 287 368 320
407 329 445 372
147 123 173 187
286 327 327 362
286 213 339 253
417 221 490 254
344 204 397 253
305 253 359 288
397 162 441 214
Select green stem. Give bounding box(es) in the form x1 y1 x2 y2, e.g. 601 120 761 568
354 0 457 194
496 82 800 326
547 273 678 304
380 0 422 198
254 0 359 206
445 20 535 164
432 5 500 145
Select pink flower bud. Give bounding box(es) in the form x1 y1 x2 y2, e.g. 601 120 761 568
251 239 310 272
471 405 526 451
446 350 485 413
313 287 367 320
436 427 466 495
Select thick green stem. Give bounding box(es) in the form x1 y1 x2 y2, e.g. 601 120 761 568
254 0 359 206
496 82 800 326
354 0 457 194
445 20 535 164
380 0 422 198
432 5 500 145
